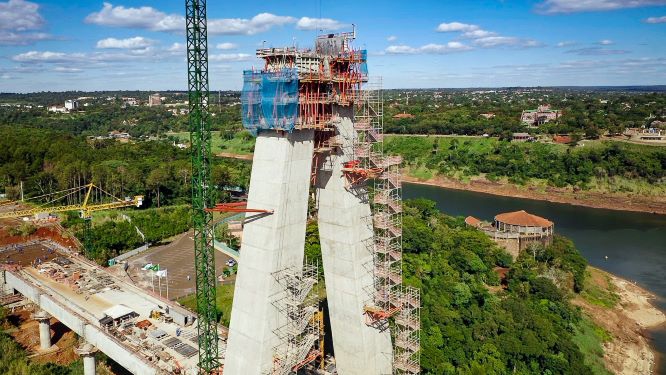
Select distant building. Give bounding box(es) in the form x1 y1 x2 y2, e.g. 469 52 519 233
512 132 532 142
466 210 554 259
122 97 139 106
552 134 573 144
148 93 162 107
521 104 560 126
480 113 496 119
108 131 131 142
65 100 79 111
626 127 666 143
48 105 68 113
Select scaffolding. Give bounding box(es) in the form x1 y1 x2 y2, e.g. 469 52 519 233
349 78 421 374
270 263 322 375
242 33 367 134
243 30 420 374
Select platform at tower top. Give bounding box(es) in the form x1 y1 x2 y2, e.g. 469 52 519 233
241 31 369 134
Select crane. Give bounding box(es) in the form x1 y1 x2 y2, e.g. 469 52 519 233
186 0 221 372
0 183 143 256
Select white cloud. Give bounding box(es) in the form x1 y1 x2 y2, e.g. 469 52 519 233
536 0 666 14
53 67 83 73
85 2 181 31
556 41 577 47
0 0 53 45
0 31 52 45
216 42 238 50
436 22 479 32
435 20 540 49
387 35 398 42
645 15 666 23
0 0 44 31
208 13 295 35
462 29 497 38
385 42 472 55
167 42 185 52
13 51 86 63
86 4 294 35
96 36 155 49
473 36 541 48
296 17 346 31
599 39 614 45
209 53 253 62
11 44 188 67
565 47 630 55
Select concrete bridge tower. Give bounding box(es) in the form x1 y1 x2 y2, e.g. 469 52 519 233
224 31 420 375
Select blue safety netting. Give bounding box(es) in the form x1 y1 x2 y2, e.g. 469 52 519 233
360 50 369 77
241 68 299 134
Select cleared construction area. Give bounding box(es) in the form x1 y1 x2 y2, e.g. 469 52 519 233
123 230 235 300
1 242 226 374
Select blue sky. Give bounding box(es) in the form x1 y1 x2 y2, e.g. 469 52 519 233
0 0 665 92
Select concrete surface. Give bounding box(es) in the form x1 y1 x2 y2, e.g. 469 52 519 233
225 130 315 375
316 110 393 374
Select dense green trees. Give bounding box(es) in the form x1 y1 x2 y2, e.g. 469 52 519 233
383 88 666 137
401 199 600 374
385 136 666 188
62 206 193 264
0 126 250 208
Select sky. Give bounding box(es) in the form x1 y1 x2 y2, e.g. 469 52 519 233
0 0 665 92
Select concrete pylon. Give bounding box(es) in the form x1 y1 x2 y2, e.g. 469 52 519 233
32 310 51 350
316 111 393 374
75 342 98 375
225 130 315 374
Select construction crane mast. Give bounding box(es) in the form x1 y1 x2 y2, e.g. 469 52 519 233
185 0 220 372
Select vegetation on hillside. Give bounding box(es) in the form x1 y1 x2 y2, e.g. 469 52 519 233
384 136 666 192
400 199 604 374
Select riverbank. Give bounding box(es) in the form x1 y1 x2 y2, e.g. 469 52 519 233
574 267 666 375
402 174 666 215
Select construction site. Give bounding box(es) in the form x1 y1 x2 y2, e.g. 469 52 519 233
0 1 420 374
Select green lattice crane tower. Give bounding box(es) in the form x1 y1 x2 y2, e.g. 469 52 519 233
185 0 220 372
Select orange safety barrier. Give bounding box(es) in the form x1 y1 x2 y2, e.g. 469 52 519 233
205 202 273 214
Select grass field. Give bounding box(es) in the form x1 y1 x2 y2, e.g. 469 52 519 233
179 282 235 326
572 316 613 375
167 131 255 155
581 268 621 309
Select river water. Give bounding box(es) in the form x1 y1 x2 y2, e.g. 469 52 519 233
403 182 666 372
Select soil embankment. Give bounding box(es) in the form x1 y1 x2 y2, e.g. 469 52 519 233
574 267 666 375
402 175 666 215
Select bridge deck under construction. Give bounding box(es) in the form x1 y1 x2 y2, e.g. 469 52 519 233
1 243 226 374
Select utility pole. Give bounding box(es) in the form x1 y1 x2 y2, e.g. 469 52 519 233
185 0 220 372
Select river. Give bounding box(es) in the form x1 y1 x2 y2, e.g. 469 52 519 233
403 182 666 372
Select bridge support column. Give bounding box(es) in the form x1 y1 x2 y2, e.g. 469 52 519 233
75 343 98 375
32 310 51 350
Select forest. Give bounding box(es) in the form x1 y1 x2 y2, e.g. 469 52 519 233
383 88 666 138
399 199 603 374
0 126 250 206
0 125 250 264
384 135 666 191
